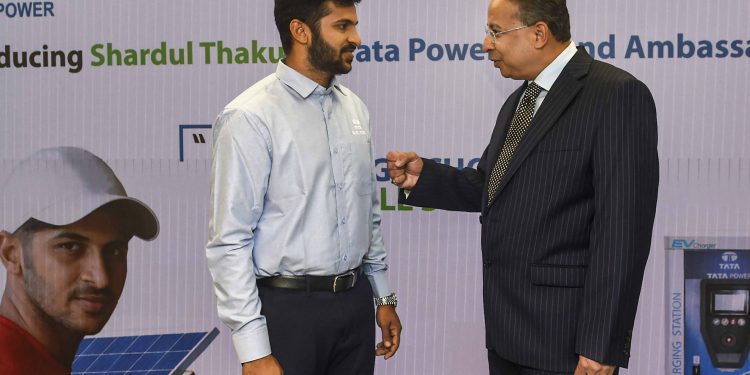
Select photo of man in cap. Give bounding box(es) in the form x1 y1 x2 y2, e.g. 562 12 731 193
0 146 159 374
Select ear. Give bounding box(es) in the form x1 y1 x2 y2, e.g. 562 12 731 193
531 21 550 48
0 231 23 275
289 19 311 46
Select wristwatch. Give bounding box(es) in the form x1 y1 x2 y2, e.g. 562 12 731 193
374 293 398 308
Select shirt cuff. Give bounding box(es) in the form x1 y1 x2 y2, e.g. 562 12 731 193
232 323 272 363
365 269 391 298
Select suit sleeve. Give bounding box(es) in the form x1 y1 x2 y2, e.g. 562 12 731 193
575 78 659 367
399 147 488 212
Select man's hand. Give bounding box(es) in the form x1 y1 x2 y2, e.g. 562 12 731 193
573 355 616 375
375 305 402 360
386 151 423 190
242 355 283 375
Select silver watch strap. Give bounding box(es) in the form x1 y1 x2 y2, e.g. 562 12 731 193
374 293 397 307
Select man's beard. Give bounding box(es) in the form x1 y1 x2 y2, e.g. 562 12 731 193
308 31 357 76
23 264 116 336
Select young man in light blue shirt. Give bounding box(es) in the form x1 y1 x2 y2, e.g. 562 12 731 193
206 1 401 374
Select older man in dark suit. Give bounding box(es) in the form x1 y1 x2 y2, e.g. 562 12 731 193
387 0 658 374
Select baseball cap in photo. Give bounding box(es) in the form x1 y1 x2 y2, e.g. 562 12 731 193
1 146 159 240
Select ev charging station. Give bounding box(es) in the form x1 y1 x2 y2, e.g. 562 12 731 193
667 237 750 375
700 279 750 369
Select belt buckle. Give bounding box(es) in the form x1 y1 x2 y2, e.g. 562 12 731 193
332 270 356 293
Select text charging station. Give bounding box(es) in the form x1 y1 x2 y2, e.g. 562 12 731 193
668 237 750 374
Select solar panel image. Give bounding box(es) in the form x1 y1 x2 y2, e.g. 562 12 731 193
72 328 219 375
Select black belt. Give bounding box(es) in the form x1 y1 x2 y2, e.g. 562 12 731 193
256 267 360 293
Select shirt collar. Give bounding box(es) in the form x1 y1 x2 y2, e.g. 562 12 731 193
529 41 578 91
275 60 345 99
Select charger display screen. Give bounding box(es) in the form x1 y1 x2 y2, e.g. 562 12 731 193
713 290 749 314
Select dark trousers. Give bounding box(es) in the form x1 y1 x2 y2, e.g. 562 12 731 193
488 350 620 375
258 276 375 375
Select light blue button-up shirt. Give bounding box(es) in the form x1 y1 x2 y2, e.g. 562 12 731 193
206 61 390 363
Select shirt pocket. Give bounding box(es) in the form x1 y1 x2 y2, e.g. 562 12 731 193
341 138 373 196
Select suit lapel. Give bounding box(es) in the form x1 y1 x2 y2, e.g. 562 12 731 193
482 85 525 208
486 48 593 210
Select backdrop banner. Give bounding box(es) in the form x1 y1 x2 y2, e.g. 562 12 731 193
3 1 750 373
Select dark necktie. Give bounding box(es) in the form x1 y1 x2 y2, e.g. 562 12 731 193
487 82 543 203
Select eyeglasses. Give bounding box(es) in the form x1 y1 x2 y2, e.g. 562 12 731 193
484 25 530 43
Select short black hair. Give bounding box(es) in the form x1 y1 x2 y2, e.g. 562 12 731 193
13 218 57 249
511 0 570 42
12 218 57 266
274 0 362 54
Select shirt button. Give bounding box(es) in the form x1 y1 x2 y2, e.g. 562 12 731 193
337 183 344 190
343 255 348 261
341 218 347 224
333 148 338 154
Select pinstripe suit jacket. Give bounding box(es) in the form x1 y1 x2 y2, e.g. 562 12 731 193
401 48 658 371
